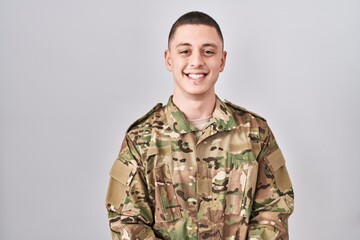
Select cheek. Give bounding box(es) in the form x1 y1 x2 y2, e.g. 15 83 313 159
208 56 223 67
172 60 186 71
208 61 222 71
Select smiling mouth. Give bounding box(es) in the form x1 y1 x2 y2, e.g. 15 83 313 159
185 73 208 80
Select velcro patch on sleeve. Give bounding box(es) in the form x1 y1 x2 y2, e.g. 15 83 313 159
109 160 135 185
106 160 137 208
106 177 128 208
273 166 292 193
266 148 292 192
266 148 285 172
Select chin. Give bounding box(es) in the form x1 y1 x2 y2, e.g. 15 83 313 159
185 88 213 96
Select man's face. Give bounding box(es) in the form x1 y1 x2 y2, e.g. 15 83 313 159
165 24 227 99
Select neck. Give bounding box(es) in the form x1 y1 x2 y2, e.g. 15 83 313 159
172 91 216 120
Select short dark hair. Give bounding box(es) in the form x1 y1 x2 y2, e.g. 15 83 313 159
168 11 224 48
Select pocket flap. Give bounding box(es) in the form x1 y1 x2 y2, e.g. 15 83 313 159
154 164 182 222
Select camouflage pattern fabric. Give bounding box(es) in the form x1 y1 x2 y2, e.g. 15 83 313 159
106 96 294 240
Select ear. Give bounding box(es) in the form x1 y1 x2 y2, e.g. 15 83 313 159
220 51 227 72
164 50 172 71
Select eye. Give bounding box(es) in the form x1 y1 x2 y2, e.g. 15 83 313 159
203 50 215 56
179 49 191 55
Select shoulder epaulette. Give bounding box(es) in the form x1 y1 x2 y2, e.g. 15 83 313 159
126 103 163 132
224 99 267 122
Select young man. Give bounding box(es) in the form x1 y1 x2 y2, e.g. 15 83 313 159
106 11 294 240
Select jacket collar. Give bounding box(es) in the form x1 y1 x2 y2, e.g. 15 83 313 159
165 96 237 134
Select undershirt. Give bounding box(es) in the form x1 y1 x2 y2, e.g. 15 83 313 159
188 116 211 131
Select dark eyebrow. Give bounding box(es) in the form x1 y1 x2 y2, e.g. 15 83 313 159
202 43 218 49
175 43 192 48
175 43 218 49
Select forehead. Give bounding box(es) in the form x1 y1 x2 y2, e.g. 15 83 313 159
170 24 223 48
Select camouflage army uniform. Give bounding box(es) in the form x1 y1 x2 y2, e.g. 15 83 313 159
106 96 294 240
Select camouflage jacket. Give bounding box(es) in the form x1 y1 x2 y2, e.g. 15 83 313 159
106 96 294 240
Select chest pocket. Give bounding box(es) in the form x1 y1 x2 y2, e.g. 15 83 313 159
225 150 258 217
154 163 182 222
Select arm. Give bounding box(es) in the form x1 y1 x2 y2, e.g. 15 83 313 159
248 127 294 240
106 136 160 240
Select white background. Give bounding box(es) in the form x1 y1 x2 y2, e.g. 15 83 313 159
1 1 359 239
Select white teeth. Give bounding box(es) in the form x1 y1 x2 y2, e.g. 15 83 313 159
188 73 205 79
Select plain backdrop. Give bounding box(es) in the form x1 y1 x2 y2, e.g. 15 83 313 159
1 1 359 239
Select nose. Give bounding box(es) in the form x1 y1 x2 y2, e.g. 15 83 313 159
189 51 204 68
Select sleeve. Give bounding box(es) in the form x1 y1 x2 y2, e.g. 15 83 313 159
106 136 161 240
248 126 294 240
